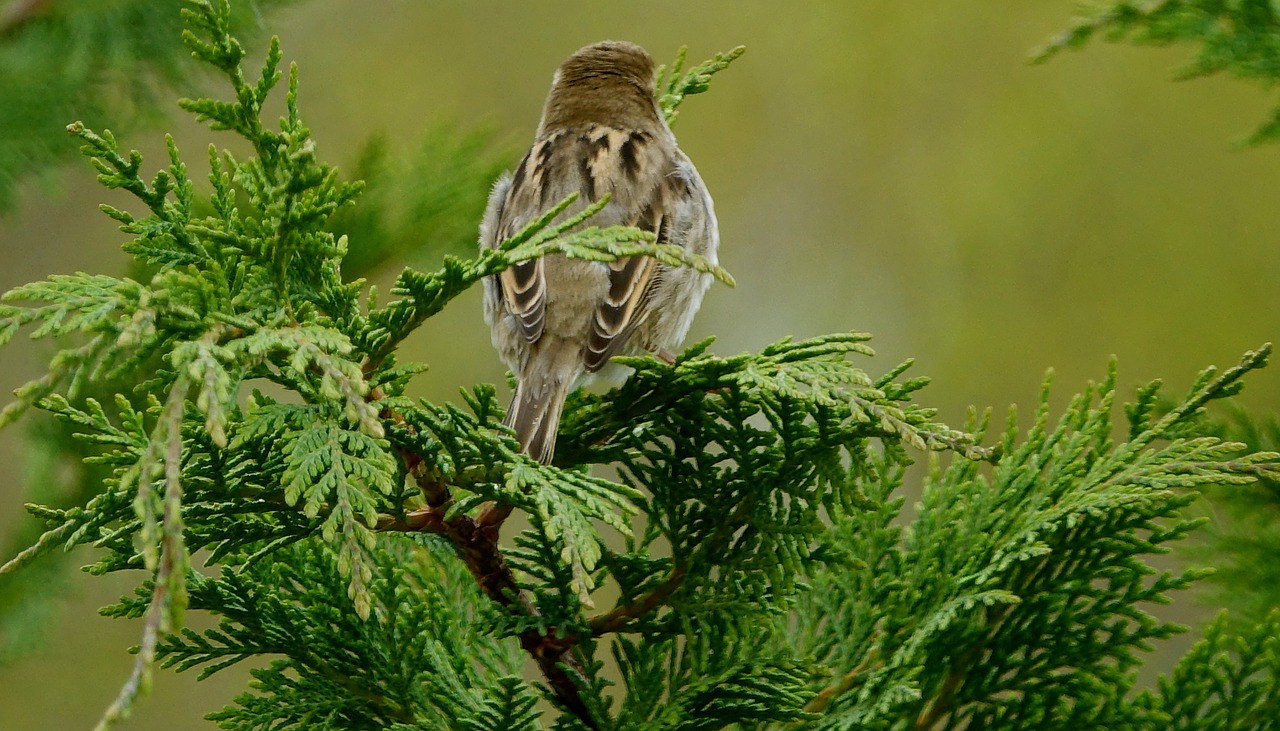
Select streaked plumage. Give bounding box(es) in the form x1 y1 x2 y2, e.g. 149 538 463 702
481 40 719 463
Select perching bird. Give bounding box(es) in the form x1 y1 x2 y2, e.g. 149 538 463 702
480 40 719 464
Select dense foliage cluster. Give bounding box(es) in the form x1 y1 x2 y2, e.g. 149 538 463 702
0 2 1278 730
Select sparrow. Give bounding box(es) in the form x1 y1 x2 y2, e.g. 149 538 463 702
480 40 719 464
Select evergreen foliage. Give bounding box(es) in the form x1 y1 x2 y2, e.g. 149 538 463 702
1035 0 1280 144
1040 0 1280 642
1 2 1279 729
0 0 299 212
0 0 512 664
1185 406 1280 627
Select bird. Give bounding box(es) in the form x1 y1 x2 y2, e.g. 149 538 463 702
480 40 719 464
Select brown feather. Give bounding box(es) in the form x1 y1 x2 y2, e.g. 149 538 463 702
479 41 719 464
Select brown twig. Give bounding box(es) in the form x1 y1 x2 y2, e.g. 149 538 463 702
369 385 601 729
589 565 685 636
914 658 969 731
802 642 881 715
379 485 599 726
530 564 688 658
475 500 514 530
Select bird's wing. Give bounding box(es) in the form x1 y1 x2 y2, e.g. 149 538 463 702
486 126 685 363
485 137 568 344
582 201 663 372
581 127 702 372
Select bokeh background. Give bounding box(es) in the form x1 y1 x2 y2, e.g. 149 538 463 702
2 1 1279 728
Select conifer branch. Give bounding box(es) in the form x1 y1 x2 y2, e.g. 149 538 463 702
802 644 881 715
1035 1 1280 144
6 4 1280 729
96 383 189 730
372 393 600 728
588 565 685 637
657 44 747 124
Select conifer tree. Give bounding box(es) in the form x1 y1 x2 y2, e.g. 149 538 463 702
1 2 1279 729
1037 0 1280 638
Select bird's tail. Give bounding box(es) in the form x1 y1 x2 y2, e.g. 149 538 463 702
504 374 573 464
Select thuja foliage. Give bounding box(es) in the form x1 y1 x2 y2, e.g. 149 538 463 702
1035 0 1280 144
1 2 1279 730
0 0 302 212
1183 407 1280 627
0 0 512 664
1039 0 1280 635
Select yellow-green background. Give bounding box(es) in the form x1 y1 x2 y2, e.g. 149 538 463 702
2 1 1279 728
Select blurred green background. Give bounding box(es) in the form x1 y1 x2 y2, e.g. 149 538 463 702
2 1 1279 728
